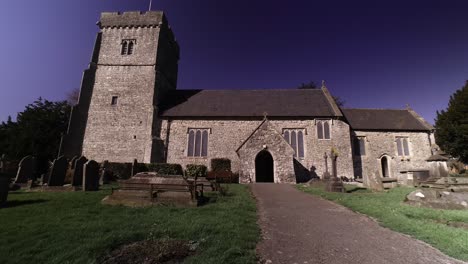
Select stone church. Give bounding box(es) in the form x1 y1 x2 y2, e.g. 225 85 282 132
62 11 436 185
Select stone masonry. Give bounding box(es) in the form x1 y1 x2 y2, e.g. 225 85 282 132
62 10 436 186
67 11 179 163
161 118 355 183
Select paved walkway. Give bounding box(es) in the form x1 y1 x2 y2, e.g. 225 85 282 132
252 184 465 264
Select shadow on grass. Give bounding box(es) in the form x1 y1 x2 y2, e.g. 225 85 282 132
2 199 48 208
346 187 368 193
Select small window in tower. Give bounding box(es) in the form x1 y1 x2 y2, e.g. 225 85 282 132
121 39 136 55
111 96 118 105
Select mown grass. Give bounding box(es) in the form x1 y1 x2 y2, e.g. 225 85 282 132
297 183 468 261
0 185 260 264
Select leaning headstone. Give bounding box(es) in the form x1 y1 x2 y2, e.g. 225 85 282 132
72 156 88 186
14 155 36 184
48 156 68 186
99 160 111 185
65 156 79 184
70 156 79 169
368 170 384 191
131 159 139 177
83 160 99 191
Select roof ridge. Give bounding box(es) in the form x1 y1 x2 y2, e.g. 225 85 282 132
342 108 408 111
173 88 323 92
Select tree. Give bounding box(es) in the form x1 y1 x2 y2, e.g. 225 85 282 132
435 81 468 163
297 81 345 107
66 88 80 106
0 98 71 174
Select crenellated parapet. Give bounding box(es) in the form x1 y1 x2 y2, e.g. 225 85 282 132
99 11 168 29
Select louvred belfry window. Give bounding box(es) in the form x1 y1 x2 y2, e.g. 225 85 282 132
187 129 209 157
121 39 136 55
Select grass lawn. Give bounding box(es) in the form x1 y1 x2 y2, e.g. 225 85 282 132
297 183 468 261
0 184 260 264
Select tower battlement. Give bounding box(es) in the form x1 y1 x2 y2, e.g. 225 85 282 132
99 11 168 28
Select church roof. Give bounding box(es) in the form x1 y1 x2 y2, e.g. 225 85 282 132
159 89 341 118
342 108 433 131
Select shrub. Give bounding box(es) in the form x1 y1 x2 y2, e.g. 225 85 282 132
206 171 239 183
107 162 132 179
211 158 231 172
146 163 183 175
185 164 207 179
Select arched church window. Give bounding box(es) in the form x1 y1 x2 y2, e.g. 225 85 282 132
323 121 330 139
317 122 323 139
201 130 208 156
187 130 195 156
283 129 305 158
317 120 331 140
187 128 210 157
297 131 304 158
194 130 201 157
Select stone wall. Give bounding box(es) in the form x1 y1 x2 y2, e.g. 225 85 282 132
81 12 179 164
352 130 433 183
160 118 354 182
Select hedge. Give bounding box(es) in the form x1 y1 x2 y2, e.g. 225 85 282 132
146 163 183 175
185 164 207 179
107 162 133 179
211 158 231 172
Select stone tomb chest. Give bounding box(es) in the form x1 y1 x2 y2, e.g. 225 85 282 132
102 172 203 207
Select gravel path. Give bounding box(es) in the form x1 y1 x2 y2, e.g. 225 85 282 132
252 183 465 264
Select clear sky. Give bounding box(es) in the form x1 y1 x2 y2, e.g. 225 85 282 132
0 0 467 124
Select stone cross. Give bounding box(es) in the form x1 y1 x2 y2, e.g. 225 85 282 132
331 151 338 178
324 153 328 173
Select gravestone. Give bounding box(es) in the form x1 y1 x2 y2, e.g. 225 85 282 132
14 155 36 184
131 159 139 177
72 156 88 186
48 156 68 186
65 156 79 184
70 156 79 169
368 170 384 191
83 160 99 191
99 160 111 185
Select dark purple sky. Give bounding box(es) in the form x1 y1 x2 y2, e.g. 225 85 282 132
1 0 467 124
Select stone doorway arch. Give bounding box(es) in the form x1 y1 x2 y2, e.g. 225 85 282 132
255 150 274 182
381 156 390 177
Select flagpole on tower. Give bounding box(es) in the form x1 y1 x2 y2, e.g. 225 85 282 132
149 0 153 11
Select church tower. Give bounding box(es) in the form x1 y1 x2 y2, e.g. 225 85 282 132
63 11 179 163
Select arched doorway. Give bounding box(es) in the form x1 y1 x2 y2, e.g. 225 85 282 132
255 150 274 182
381 156 390 177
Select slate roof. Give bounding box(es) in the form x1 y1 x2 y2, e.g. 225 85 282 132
342 108 432 131
159 89 340 117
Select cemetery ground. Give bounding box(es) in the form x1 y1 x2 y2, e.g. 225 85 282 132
298 182 468 262
0 184 259 264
